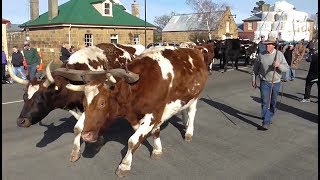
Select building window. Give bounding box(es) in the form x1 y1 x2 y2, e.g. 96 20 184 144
84 34 93 46
110 34 118 44
247 22 253 31
226 21 230 33
103 1 112 16
133 34 140 44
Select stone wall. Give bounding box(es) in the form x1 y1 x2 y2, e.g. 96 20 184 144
7 27 154 63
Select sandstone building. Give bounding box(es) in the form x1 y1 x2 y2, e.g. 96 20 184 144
7 0 155 63
162 6 238 42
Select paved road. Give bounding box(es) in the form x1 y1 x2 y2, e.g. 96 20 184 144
2 61 318 180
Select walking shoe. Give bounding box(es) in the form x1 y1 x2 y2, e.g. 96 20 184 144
260 123 270 130
300 99 310 103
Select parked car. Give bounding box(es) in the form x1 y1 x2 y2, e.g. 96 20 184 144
146 41 180 49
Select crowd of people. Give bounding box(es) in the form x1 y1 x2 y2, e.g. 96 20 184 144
2 41 77 84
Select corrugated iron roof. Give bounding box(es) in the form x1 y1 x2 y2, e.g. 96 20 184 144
242 12 262 21
7 24 24 32
2 18 10 24
20 0 154 28
162 11 225 32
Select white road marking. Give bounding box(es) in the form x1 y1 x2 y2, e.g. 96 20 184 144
2 100 24 105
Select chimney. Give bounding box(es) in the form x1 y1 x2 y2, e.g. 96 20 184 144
131 0 140 18
262 4 270 12
30 0 39 21
48 0 58 21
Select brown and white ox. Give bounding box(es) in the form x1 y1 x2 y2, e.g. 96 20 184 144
7 43 145 162
180 42 215 74
66 47 209 177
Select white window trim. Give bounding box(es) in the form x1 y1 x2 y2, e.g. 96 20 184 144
248 22 253 31
110 34 118 44
84 34 93 46
133 34 140 44
102 1 112 17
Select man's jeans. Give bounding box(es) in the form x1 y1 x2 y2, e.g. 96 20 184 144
27 64 38 80
285 67 295 81
13 66 27 80
260 80 281 125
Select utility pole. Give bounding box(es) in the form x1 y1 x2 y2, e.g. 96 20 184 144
144 0 147 47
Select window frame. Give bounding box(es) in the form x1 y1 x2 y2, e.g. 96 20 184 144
103 1 112 16
133 34 140 45
110 34 118 44
247 22 253 31
84 34 93 46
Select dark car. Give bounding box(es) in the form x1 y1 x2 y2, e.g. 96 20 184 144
146 42 180 49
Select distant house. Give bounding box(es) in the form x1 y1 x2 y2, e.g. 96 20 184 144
239 1 314 42
2 18 10 58
162 6 238 43
9 0 156 63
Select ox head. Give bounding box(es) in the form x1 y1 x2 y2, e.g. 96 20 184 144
66 69 139 143
8 60 73 127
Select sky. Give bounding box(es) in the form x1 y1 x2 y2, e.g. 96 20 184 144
2 0 318 25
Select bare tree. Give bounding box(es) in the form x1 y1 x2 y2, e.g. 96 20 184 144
154 11 177 30
186 0 227 40
251 1 265 14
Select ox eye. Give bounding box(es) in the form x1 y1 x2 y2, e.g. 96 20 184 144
98 99 105 108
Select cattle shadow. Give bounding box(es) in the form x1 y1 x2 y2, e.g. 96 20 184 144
36 117 77 148
251 96 318 123
199 98 262 128
82 117 175 159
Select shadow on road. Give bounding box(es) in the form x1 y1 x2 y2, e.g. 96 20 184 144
35 114 185 160
200 98 262 128
251 96 318 124
36 117 77 148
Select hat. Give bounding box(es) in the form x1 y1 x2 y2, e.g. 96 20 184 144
262 36 276 45
24 41 30 46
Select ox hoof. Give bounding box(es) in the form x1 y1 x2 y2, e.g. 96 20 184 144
115 168 130 177
151 152 163 160
69 150 81 162
185 134 193 142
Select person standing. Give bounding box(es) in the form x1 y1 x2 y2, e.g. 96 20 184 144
11 46 27 81
60 43 71 63
291 39 306 70
282 44 295 81
2 46 8 83
257 35 266 54
251 36 289 130
300 44 318 103
23 41 40 80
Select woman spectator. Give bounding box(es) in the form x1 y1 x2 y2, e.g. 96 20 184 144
11 46 27 81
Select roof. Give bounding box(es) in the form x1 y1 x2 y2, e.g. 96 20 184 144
162 11 225 32
20 0 154 28
237 23 244 32
7 24 24 32
2 18 10 24
242 12 262 21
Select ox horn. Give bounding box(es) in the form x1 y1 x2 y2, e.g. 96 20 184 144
43 60 55 87
65 84 85 91
107 69 139 84
7 60 29 85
